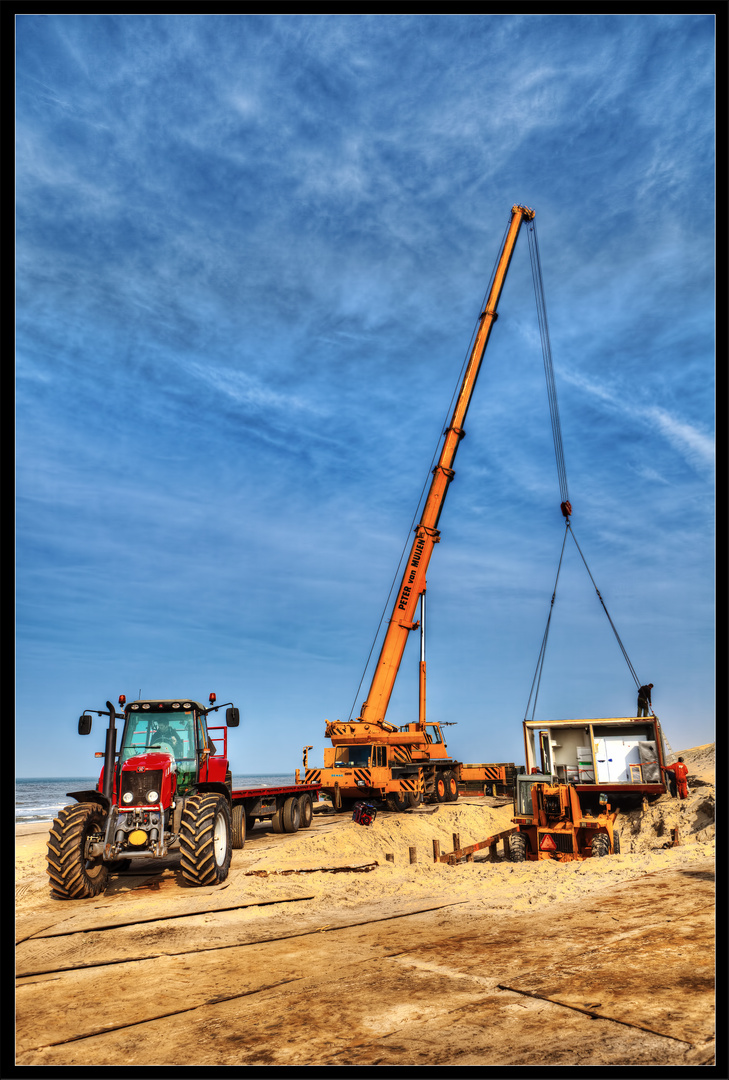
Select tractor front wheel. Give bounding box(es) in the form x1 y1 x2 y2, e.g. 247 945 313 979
47 802 109 900
591 833 610 858
180 794 232 886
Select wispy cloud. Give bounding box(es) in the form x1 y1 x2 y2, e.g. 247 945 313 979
15 14 715 775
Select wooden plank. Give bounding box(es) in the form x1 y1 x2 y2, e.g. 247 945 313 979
435 827 517 865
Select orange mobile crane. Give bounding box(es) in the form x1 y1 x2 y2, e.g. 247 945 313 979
297 205 533 811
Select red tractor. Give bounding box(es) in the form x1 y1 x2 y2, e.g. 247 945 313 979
47 693 240 899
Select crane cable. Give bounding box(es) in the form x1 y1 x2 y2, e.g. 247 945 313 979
523 218 644 722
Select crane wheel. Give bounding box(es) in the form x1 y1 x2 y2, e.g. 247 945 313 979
180 793 232 886
386 793 409 812
47 802 109 900
435 775 448 803
231 803 246 849
298 794 314 829
509 833 528 863
282 796 301 833
444 771 459 802
406 791 423 808
590 833 610 859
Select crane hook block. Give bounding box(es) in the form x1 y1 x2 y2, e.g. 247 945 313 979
560 501 572 518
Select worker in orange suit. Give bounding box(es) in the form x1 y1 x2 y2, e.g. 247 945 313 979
661 758 689 799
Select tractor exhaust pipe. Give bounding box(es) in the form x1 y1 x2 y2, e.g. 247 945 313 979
102 700 118 803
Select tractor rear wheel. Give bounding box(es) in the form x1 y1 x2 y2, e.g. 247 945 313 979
591 833 609 858
231 803 246 849
179 793 232 886
444 771 459 802
298 794 314 829
509 833 528 863
47 802 109 900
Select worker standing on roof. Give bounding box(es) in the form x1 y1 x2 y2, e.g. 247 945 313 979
662 758 690 800
637 683 654 717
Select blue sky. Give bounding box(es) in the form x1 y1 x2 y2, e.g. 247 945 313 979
16 14 715 778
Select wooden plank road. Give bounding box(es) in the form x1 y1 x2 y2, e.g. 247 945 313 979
16 859 715 1068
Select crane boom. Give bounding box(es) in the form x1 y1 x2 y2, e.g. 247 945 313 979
357 204 535 728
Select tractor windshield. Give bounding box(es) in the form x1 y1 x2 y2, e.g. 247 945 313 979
333 745 371 767
120 708 198 790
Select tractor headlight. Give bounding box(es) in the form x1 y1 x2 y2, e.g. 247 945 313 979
122 791 134 804
146 790 159 803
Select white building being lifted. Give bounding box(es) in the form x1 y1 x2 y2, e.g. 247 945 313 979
523 715 668 799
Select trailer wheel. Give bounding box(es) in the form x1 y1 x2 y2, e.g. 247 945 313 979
282 796 301 833
509 833 528 862
47 802 109 900
444 771 459 802
231 803 246 849
591 833 609 858
179 794 232 886
298 794 313 829
271 808 284 832
435 774 448 802
612 830 621 855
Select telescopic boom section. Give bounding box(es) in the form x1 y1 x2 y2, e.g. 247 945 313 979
357 205 535 729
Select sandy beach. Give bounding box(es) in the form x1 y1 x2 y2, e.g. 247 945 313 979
16 744 715 1067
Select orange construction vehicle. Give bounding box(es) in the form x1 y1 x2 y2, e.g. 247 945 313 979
509 772 620 861
297 205 534 812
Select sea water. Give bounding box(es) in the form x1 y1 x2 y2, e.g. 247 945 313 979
15 775 297 824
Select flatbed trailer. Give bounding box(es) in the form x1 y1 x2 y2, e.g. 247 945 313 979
457 763 521 797
230 782 321 846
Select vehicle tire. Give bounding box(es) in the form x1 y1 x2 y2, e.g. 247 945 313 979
444 771 459 802
591 832 609 859
271 808 285 832
435 774 448 803
179 793 232 886
246 815 257 834
282 796 301 833
509 832 528 863
47 802 110 900
386 793 410 812
612 830 621 855
231 803 246 849
298 794 314 829
406 791 423 809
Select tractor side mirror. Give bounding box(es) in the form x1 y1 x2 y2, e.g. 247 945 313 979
78 714 93 735
226 707 240 727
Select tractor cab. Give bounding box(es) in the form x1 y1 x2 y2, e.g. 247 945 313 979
120 700 210 794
